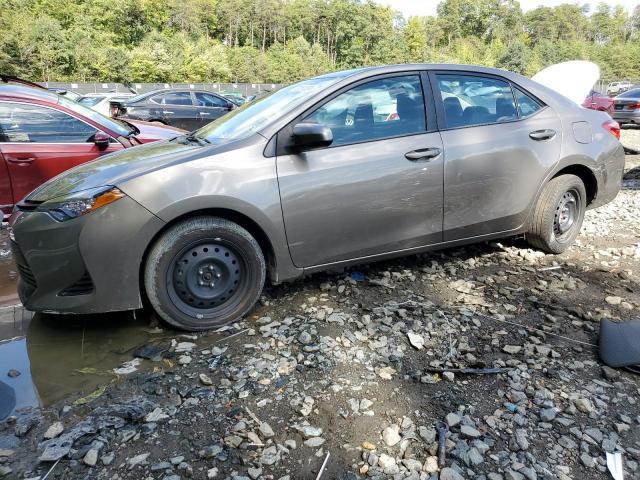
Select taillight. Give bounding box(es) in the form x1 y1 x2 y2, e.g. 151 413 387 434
602 119 620 140
629 102 640 110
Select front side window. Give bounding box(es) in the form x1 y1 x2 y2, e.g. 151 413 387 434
195 92 228 107
437 74 517 128
163 92 193 106
0 102 98 143
304 75 426 147
514 88 542 117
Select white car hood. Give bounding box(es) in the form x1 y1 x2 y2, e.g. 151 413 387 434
531 61 600 105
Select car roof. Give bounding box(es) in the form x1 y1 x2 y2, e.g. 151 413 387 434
0 84 60 104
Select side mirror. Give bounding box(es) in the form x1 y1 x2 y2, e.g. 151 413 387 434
93 131 110 150
292 122 333 150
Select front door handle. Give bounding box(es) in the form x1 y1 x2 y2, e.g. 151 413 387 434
199 112 210 115
7 156 36 164
529 129 556 141
405 147 441 161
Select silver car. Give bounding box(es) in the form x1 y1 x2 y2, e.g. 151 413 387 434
9 64 625 331
612 88 640 126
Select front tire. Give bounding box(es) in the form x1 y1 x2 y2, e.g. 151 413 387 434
526 174 586 254
144 217 265 331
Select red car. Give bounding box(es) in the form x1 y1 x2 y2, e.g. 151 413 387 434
582 90 614 115
0 84 184 217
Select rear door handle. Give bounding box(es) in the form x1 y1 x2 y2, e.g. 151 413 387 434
7 156 35 164
529 129 556 141
200 112 210 115
405 147 441 161
162 110 174 114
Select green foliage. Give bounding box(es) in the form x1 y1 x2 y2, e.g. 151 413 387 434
0 0 638 83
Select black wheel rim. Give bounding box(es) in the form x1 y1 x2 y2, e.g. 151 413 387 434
553 189 579 240
167 240 246 318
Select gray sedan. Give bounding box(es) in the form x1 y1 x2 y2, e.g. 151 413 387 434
9 64 625 330
613 88 640 126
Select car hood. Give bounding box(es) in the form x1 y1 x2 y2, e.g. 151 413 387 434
126 119 185 142
26 139 204 202
532 61 600 106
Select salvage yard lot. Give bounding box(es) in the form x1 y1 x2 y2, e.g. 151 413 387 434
1 136 640 479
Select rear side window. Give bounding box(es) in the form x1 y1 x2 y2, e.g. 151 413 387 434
514 88 542 118
195 92 228 107
0 102 98 143
163 92 193 106
437 74 517 128
303 75 426 147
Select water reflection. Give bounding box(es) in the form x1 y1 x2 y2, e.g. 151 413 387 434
0 307 173 418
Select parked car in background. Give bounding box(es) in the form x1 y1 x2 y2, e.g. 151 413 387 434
78 92 134 117
47 88 82 101
582 90 614 115
112 89 236 130
606 81 632 96
8 64 624 331
0 84 184 217
222 93 245 106
612 88 640 126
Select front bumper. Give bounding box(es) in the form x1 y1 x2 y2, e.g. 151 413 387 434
9 196 164 314
613 111 640 124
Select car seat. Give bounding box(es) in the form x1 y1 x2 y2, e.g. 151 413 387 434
443 97 463 127
395 94 424 134
496 97 517 121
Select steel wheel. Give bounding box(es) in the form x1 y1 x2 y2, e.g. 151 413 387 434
553 189 579 240
167 240 246 317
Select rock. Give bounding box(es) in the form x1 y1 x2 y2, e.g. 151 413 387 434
503 345 522 354
145 408 169 422
377 453 396 469
445 413 461 427
260 422 275 438
248 467 263 479
299 425 322 438
440 467 465 480
175 341 196 352
574 398 595 413
424 456 439 473
127 453 150 468
514 429 529 450
443 371 455 382
207 467 219 478
580 452 596 468
539 408 556 422
199 373 213 385
602 366 620 381
605 296 622 305
505 470 525 480
43 421 64 439
407 331 425 350
260 446 278 465
83 448 98 466
178 354 192 365
382 425 401 446
304 437 325 447
298 331 313 344
362 441 375 450
0 467 12 477
419 426 436 443
461 425 481 438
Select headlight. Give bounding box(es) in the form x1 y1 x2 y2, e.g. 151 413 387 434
37 186 125 222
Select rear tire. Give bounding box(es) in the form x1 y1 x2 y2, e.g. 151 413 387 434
144 217 265 331
526 174 586 254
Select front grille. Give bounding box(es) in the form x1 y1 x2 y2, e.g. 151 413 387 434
59 271 94 296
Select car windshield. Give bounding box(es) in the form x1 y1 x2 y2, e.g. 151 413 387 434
58 95 133 137
78 96 105 107
618 88 640 98
194 74 350 143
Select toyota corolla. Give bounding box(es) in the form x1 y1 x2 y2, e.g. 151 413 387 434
9 64 625 330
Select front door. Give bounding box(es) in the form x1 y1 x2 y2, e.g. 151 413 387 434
432 72 562 241
0 102 122 204
277 73 444 268
194 92 232 126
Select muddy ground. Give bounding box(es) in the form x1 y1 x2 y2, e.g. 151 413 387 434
0 136 639 480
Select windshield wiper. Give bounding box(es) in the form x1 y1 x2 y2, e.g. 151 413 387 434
176 133 210 146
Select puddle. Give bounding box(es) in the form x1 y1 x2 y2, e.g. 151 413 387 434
0 228 18 307
0 306 176 416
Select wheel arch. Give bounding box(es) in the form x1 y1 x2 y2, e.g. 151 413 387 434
140 208 279 299
550 163 598 205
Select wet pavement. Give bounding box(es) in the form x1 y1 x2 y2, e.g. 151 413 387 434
0 228 17 307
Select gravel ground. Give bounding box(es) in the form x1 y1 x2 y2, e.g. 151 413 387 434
0 145 639 480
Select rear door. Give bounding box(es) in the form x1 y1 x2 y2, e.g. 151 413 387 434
276 72 444 267
432 72 562 241
194 92 232 126
0 101 123 204
160 92 199 130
